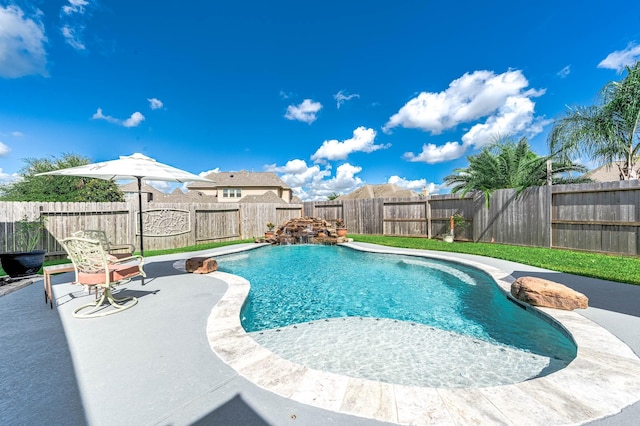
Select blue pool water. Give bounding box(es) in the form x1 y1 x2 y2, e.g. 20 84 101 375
218 244 576 362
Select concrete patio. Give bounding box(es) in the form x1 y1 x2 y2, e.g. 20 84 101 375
1 242 640 425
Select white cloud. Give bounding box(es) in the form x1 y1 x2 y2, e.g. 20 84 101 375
598 43 640 72
422 182 445 195
62 0 89 15
301 163 363 201
123 112 145 128
122 111 144 127
383 69 534 134
393 69 546 163
60 0 92 51
284 99 322 124
265 159 329 190
0 141 10 156
387 175 427 191
311 127 390 163
403 92 546 164
557 65 571 78
148 98 163 110
461 94 541 149
387 176 445 195
144 180 173 193
265 159 364 201
61 25 85 50
11 131 23 137
403 141 467 164
199 168 220 177
0 167 18 184
0 5 47 78
92 108 117 124
92 108 145 127
334 90 360 109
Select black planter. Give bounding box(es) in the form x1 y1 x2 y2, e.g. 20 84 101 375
0 250 46 278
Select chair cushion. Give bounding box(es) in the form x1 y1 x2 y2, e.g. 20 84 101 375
106 253 133 261
77 264 141 285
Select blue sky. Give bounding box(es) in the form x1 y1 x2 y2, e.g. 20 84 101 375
1 1 640 200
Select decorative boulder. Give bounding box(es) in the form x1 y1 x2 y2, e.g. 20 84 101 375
185 257 218 274
511 276 588 310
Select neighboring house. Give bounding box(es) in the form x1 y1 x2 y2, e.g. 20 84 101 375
586 161 639 182
239 190 287 204
119 182 166 202
337 183 422 200
187 170 294 203
162 188 218 203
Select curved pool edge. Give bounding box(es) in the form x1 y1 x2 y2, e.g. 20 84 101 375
203 243 640 425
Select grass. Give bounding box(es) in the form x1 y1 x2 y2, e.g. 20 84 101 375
350 234 640 286
0 239 255 277
3 235 639 286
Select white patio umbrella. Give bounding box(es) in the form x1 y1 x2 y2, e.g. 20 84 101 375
37 153 214 256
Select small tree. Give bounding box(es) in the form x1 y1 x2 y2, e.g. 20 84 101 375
14 215 47 252
549 61 640 180
0 153 125 202
447 213 468 237
444 136 590 207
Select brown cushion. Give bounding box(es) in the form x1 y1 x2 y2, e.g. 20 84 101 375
78 264 141 285
106 253 133 261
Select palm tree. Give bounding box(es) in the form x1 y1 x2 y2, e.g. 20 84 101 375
548 61 640 180
443 137 589 207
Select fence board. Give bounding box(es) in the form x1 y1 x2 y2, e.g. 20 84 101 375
1 180 639 258
383 200 427 236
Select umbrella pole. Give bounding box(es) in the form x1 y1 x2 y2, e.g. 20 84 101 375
137 177 145 285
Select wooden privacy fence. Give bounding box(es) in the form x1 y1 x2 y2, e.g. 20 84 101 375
303 180 640 256
0 201 303 257
1 180 639 257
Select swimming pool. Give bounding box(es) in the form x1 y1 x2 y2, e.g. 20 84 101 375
217 244 577 387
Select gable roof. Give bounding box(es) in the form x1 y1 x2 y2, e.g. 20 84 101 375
337 183 421 200
187 170 289 189
119 182 165 196
586 161 626 182
239 190 287 204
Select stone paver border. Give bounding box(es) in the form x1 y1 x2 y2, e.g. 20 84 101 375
204 243 640 425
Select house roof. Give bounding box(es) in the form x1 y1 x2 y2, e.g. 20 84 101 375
119 182 165 196
239 190 287 204
163 190 218 203
119 183 219 202
586 161 626 182
187 171 290 189
337 183 421 200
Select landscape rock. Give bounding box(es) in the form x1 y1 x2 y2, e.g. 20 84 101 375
185 257 218 274
511 276 588 310
261 217 344 245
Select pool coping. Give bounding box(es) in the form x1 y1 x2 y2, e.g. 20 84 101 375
204 242 640 425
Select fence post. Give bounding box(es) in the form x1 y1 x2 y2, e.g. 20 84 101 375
426 197 432 239
547 160 553 248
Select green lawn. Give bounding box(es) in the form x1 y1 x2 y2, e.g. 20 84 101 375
3 236 639 286
350 234 640 286
0 239 255 277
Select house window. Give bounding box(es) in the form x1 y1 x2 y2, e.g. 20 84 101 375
222 188 241 198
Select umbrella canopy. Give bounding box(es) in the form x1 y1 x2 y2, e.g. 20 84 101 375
37 152 213 183
37 153 214 257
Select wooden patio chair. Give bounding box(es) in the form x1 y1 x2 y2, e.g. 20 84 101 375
61 236 145 319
